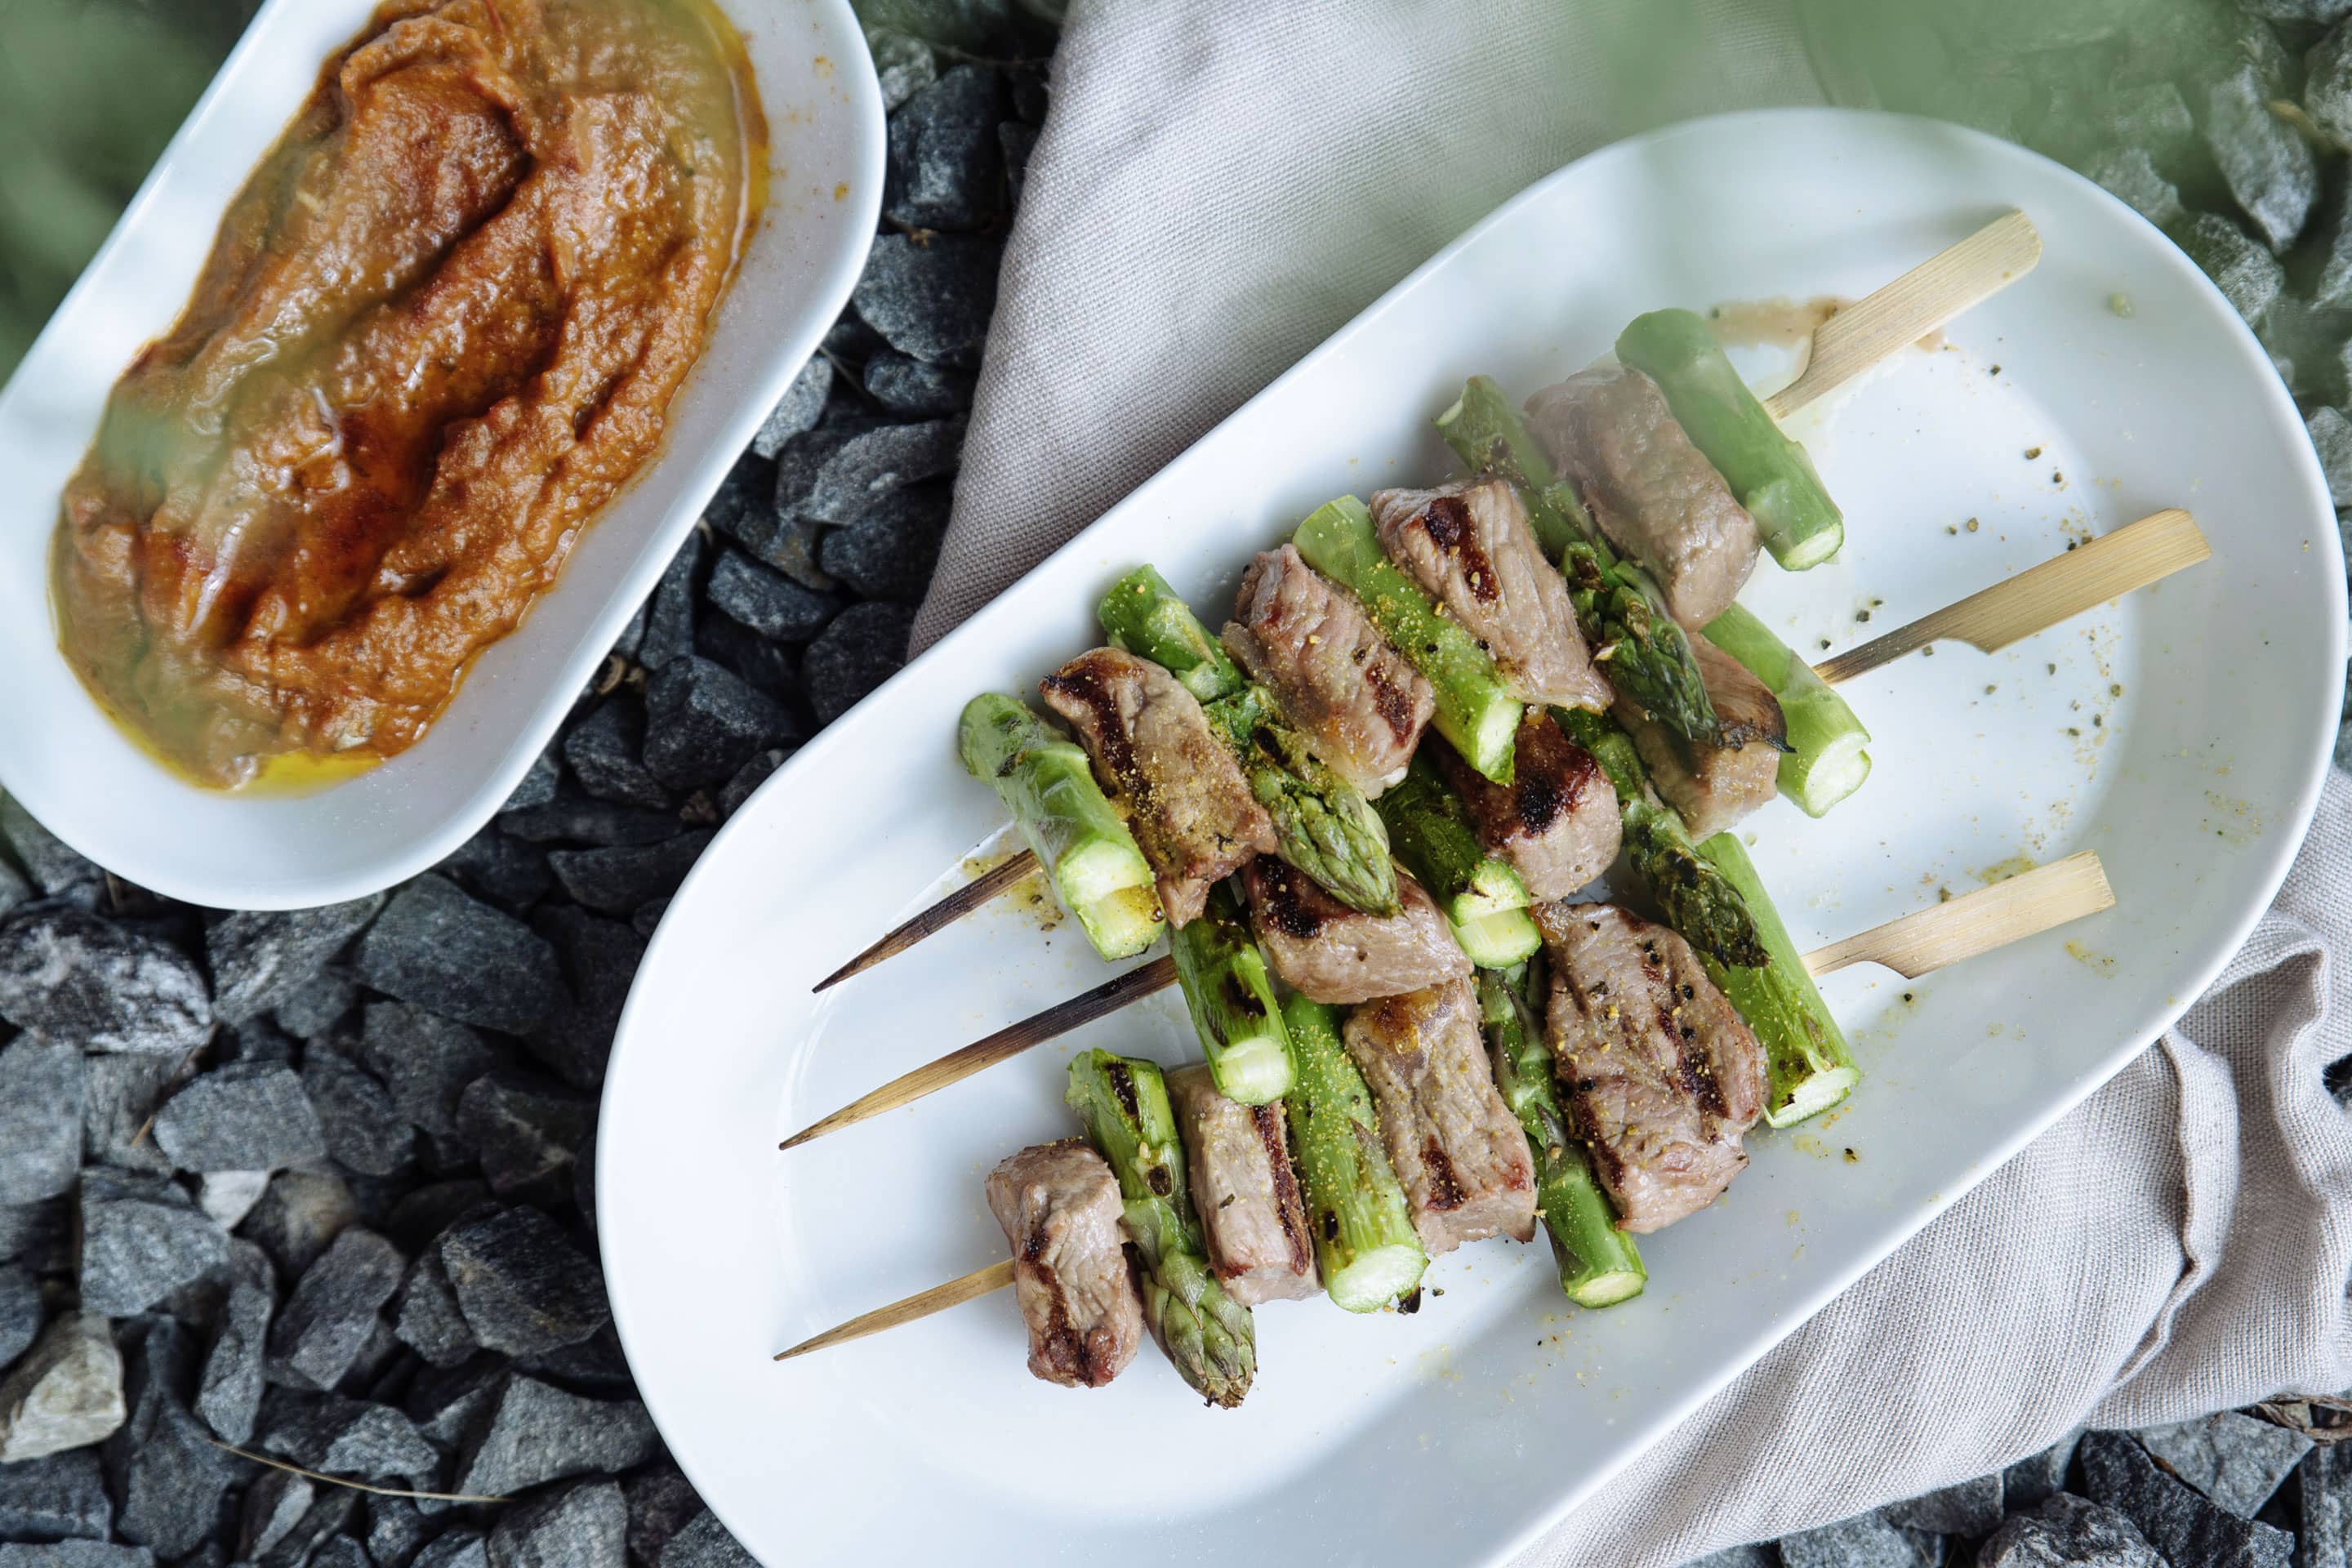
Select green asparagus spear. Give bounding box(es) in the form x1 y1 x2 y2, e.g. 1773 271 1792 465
1098 565 1247 703
1615 310 1845 570
1699 604 1873 817
1552 706 1767 969
957 695 1165 960
1478 969 1645 1307
1279 996 1428 1312
1693 833 1859 1127
1098 568 1399 914
1066 1051 1256 1406
1372 752 1530 924
1437 376 1722 747
1290 497 1523 783
1170 884 1294 1105
1448 905 1543 968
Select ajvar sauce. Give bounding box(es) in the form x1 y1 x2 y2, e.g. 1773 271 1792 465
52 0 763 787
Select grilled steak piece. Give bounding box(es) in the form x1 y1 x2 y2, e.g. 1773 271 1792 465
1614 635 1784 839
1222 544 1434 798
1535 904 1766 1233
985 1140 1146 1388
1432 714 1621 900
1524 366 1760 628
1040 646 1278 926
1165 1065 1321 1306
1369 479 1612 712
1241 856 1469 1004
1342 978 1537 1254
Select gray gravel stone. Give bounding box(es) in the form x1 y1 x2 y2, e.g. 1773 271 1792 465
2081 1428 2293 1567
706 453 828 590
1979 1491 2162 1567
562 698 675 811
2087 149 2182 227
502 748 561 813
416 1529 490 1568
852 233 1001 367
500 799 681 849
153 1063 325 1174
1002 119 1039 207
0 909 211 1054
0 1446 111 1540
0 1200 66 1272
265 1228 406 1391
0 1036 82 1203
488 1479 626 1568
197 1169 270 1231
1884 1472 2004 1536
0 797 96 895
274 967 361 1041
303 1052 415 1179
718 749 790 819
868 26 936 110
0 1312 125 1461
693 614 800 698
220 1018 298 1066
572 1127 599 1232
355 876 565 1037
2207 62 2321 252
256 1392 439 1488
360 1002 499 1141
382 1181 491 1255
205 898 385 1026
195 1268 273 1443
706 550 842 642
391 1250 477 1370
625 1463 702 1566
885 64 1004 231
804 601 915 724
532 908 644 1090
0 1544 154 1567
819 481 951 601
311 1538 371 1568
546 832 715 918
237 1468 317 1560
81 1054 178 1175
366 1495 433 1568
80 1172 227 1316
2309 408 2352 508
658 1511 757 1568
0 1263 38 1371
637 528 706 676
863 349 974 416
2301 1441 2352 1568
106 1319 240 1559
1778 1508 1927 1567
643 657 789 791
439 1207 608 1357
2136 1410 2311 1517
0 861 27 923
2311 21 2352 145
802 418 964 524
450 1374 657 1496
239 1169 358 1283
436 826 554 910
2174 212 2287 325
749 356 835 460
2247 0 2352 20
456 1072 595 1203
404 1357 503 1450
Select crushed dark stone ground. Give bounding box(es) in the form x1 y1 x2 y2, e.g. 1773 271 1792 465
6 3 2352 1566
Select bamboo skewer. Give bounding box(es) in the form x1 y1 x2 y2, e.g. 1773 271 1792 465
773 851 2113 1357
813 850 1040 992
1763 210 2043 420
1814 509 2208 685
808 216 2048 996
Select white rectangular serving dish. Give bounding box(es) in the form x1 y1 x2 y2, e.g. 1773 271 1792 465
0 0 883 909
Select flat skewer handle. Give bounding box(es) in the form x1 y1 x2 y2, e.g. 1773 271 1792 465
1766 211 2042 420
1804 851 2114 979
1814 510 2207 686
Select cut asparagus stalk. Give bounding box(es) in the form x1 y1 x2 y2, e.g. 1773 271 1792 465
1448 904 1543 969
1694 832 1859 1127
1098 565 1247 703
1373 753 1531 924
1551 706 1767 969
1066 1050 1256 1406
1279 996 1429 1312
1170 884 1294 1105
1437 376 1722 748
1102 569 1400 915
1615 309 1845 570
957 695 1165 960
1702 604 1873 817
1477 969 1646 1308
1290 496 1523 782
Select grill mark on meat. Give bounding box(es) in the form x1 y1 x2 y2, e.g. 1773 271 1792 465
1258 860 1326 940
1364 660 1417 742
1420 1134 1468 1212
1253 1105 1315 1276
1514 768 1565 835
1419 494 1499 603
1038 664 1136 782
1031 1260 1091 1381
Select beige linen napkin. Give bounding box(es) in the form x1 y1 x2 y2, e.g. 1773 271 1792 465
911 3 2352 1561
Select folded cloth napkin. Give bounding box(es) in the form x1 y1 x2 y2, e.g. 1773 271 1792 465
912 2 2352 1562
